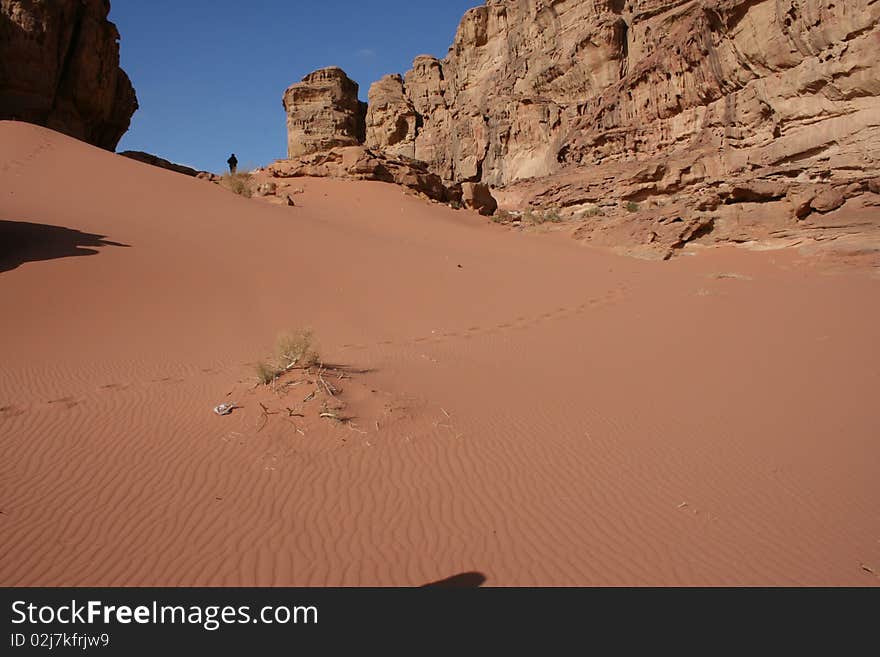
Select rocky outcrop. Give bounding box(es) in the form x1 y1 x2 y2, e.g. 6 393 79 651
493 157 880 259
282 66 491 209
283 67 367 158
365 74 418 159
354 0 880 256
377 1 879 187
461 182 498 216
276 2 879 256
0 0 138 150
268 146 455 203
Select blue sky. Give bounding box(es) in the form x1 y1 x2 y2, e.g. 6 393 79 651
110 1 478 172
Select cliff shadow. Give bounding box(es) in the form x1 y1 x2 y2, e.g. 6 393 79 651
0 220 130 274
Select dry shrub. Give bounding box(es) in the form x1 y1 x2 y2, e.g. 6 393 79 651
253 329 320 386
255 361 283 385
276 329 319 369
221 172 253 198
492 209 518 224
524 208 564 224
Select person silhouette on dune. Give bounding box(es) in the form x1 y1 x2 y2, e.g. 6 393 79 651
227 153 238 175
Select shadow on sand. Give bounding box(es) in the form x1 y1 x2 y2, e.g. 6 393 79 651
0 220 130 273
421 572 487 588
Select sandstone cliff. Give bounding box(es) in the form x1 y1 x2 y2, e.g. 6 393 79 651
283 67 367 158
280 69 461 203
365 74 419 159
281 1 880 258
375 0 879 187
360 0 880 257
0 0 138 150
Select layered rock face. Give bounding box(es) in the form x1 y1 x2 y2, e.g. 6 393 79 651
268 146 454 204
0 0 138 150
281 69 457 202
358 0 880 257
283 67 367 158
363 1 626 185
379 0 879 186
281 1 879 257
365 74 418 159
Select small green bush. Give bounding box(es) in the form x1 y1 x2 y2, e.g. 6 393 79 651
625 201 640 213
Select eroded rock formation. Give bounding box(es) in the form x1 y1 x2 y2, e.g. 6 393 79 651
0 0 138 150
365 0 880 257
365 74 418 159
283 67 367 158
381 1 879 187
280 1 879 258
461 182 498 216
268 146 454 203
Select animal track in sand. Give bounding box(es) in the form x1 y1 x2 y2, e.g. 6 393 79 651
0 404 26 419
336 286 632 355
1 140 54 174
47 396 81 410
676 501 718 523
99 383 129 392
860 563 880 579
15 288 634 415
340 343 368 351
28 366 237 412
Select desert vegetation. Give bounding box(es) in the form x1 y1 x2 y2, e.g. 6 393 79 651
491 209 519 224
255 329 320 385
492 207 565 226
221 171 254 198
249 329 367 431
580 206 604 218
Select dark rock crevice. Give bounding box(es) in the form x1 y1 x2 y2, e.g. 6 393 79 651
0 0 138 150
50 1 86 117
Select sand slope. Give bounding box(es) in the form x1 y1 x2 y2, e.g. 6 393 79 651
1 121 878 586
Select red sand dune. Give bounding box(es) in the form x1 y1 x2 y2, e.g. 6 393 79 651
1 121 878 586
